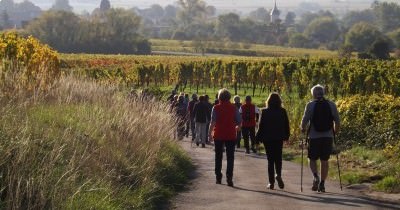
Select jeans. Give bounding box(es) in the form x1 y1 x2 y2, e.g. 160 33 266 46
195 122 207 144
264 140 283 184
214 140 236 180
242 127 256 151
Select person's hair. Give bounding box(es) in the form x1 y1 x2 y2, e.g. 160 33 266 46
178 95 184 103
192 93 198 99
199 95 205 101
245 95 252 102
266 92 282 109
233 95 240 103
205 94 209 101
218 88 231 102
311 84 325 99
185 93 189 98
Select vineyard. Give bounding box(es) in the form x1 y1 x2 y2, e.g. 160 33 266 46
0 32 399 209
62 54 400 99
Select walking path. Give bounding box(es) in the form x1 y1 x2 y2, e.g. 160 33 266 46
172 138 400 210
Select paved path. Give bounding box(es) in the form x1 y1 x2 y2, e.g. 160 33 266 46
172 138 400 210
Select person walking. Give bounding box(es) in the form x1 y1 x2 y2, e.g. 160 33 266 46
174 95 188 140
188 94 198 141
301 84 340 192
193 95 210 148
184 93 190 137
240 96 260 154
233 95 242 149
209 89 241 187
204 95 213 144
256 93 290 190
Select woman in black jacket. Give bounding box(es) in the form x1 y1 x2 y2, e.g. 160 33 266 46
256 93 290 190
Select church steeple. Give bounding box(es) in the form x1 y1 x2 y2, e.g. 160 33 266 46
270 0 280 23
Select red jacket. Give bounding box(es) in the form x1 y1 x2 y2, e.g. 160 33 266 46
241 103 256 127
213 101 237 141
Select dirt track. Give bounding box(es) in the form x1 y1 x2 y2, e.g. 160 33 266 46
172 138 400 210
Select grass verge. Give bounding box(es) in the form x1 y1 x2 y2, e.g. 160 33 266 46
0 77 192 209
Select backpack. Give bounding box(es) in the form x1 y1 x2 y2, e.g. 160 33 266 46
312 99 333 132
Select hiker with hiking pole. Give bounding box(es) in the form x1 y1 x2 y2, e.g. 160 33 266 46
300 84 340 192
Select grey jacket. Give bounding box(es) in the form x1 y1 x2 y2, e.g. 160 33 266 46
301 99 340 139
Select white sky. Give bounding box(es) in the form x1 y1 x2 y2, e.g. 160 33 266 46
14 0 373 13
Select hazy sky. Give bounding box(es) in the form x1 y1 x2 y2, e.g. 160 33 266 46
15 0 374 13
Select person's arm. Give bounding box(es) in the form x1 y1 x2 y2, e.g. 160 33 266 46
208 107 216 141
283 109 290 141
300 103 311 133
255 106 260 122
331 102 340 134
234 108 242 131
256 110 265 142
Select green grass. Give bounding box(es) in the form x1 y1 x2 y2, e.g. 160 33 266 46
150 39 338 58
0 77 192 209
375 176 400 193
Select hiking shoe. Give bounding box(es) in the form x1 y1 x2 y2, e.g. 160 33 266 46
251 148 257 153
276 176 285 189
312 176 320 191
227 179 234 187
202 144 205 148
318 183 325 192
267 183 274 190
246 149 250 154
216 175 222 184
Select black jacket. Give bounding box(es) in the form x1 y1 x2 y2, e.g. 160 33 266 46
256 107 290 143
193 101 210 123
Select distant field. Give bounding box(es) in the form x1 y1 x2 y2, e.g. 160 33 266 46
150 39 338 58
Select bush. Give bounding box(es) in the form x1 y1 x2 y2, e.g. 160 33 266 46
337 94 400 148
0 32 60 97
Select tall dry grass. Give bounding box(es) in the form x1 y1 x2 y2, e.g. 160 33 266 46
0 76 188 209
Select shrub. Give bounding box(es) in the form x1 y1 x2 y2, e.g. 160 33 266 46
0 32 60 97
337 94 400 148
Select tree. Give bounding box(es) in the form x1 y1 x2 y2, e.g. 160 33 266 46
25 11 79 51
248 7 269 23
284 11 296 26
100 0 111 12
304 17 340 44
368 38 391 59
177 0 207 29
50 0 73 12
372 1 400 33
0 10 11 29
288 33 309 48
388 28 400 49
215 13 241 42
345 22 384 52
342 9 376 29
0 0 14 10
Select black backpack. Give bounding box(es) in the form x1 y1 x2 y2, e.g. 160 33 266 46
312 99 333 132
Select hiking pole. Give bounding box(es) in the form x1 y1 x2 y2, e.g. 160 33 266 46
300 132 305 192
333 130 343 191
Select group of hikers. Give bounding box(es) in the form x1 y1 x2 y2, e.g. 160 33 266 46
168 84 340 193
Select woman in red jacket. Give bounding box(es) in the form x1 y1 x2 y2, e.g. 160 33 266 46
209 88 242 187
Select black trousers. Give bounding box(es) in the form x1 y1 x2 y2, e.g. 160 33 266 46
264 140 283 184
215 140 236 180
242 127 256 150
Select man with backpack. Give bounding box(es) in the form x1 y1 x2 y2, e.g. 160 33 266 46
301 84 340 192
240 96 260 154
